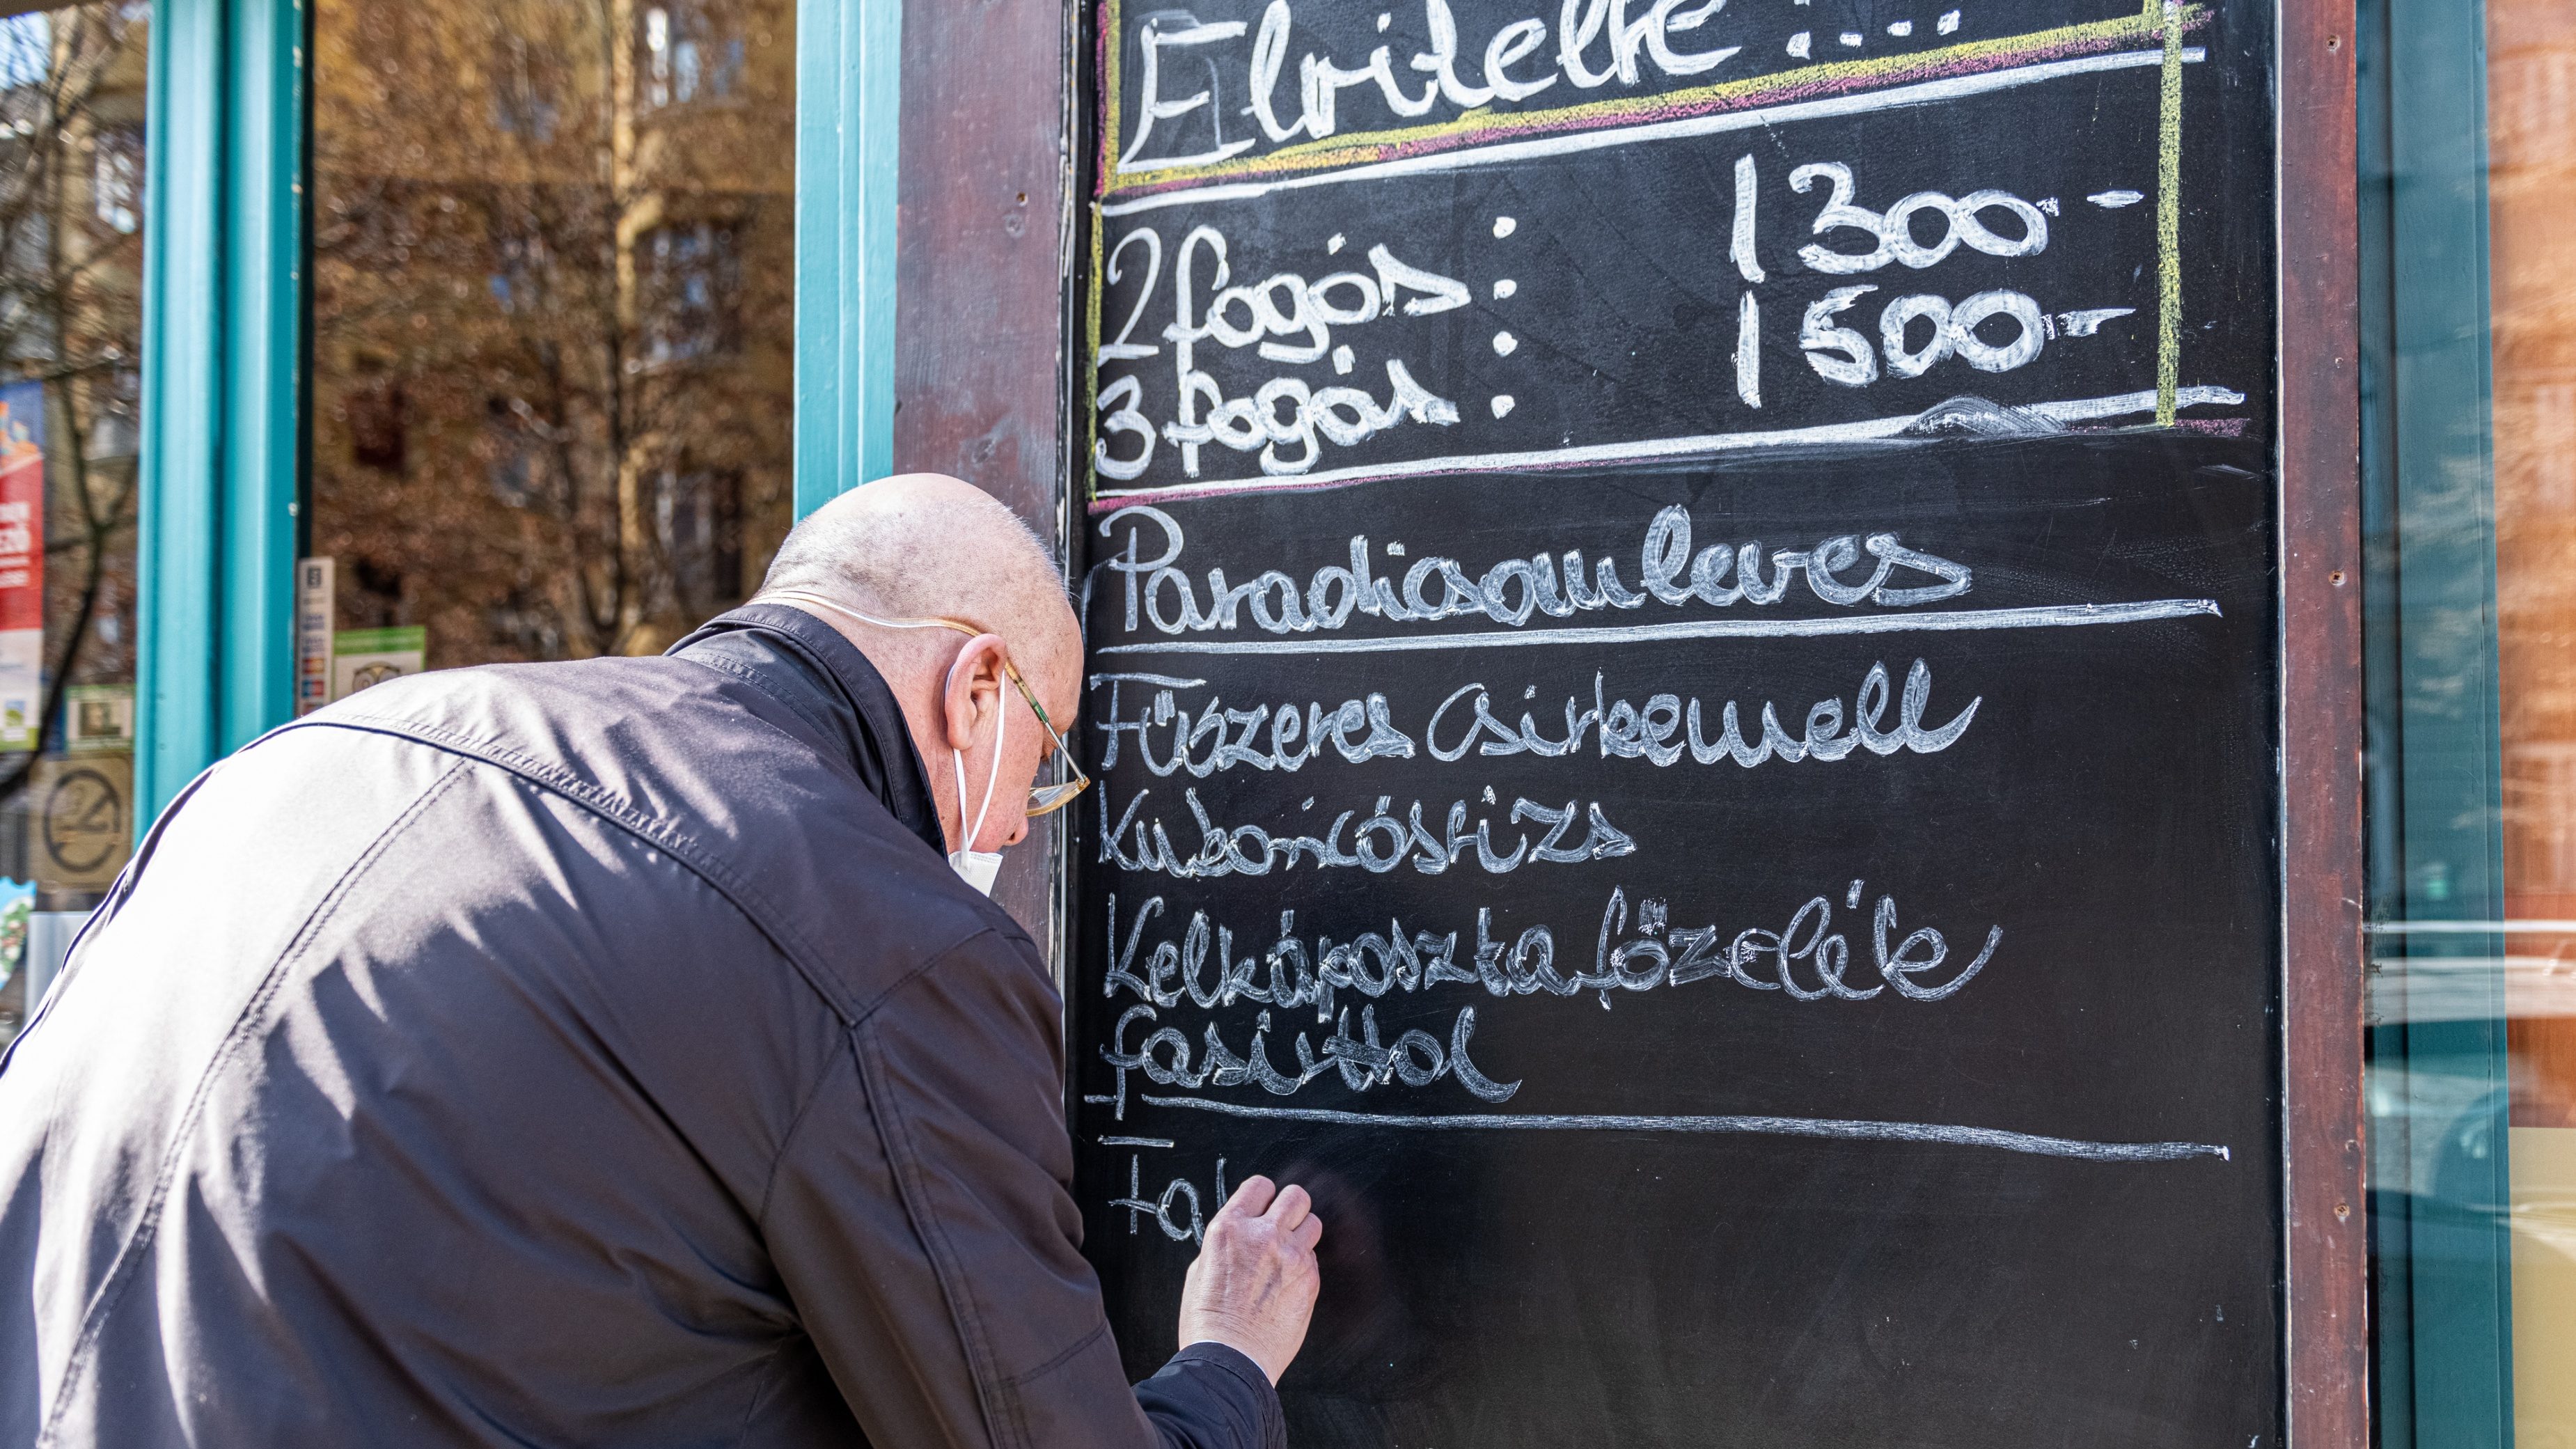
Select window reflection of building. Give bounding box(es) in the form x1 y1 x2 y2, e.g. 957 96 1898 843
88 122 137 233
638 221 741 365
653 467 741 620
2485 0 2576 1426
640 1 744 111
2491 0 2576 1129
487 33 561 141
0 3 148 1041
311 0 795 667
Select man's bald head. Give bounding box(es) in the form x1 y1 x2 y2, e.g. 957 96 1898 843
751 474 1083 856
757 473 1079 702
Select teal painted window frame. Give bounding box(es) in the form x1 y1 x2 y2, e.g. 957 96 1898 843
794 0 900 519
2358 0 2518 1441
136 0 305 825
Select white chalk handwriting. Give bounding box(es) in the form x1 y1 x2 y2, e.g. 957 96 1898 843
1101 882 1997 1024
1094 785 1636 878
1088 504 1972 638
1087 658 1978 775
1088 882 1999 1118
1109 224 1467 481
1104 998 1525 1102
1117 0 1746 172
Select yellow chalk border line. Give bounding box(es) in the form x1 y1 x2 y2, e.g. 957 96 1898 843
2154 0 2185 425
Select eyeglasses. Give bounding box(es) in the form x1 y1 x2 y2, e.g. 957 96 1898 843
763 590 1092 817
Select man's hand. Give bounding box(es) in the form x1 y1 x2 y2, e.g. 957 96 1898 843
1176 1175 1322 1385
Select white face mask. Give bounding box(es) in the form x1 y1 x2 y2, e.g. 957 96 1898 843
947 650 1007 895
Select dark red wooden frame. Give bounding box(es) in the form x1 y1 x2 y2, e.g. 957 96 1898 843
891 0 1083 950
2276 0 2369 1442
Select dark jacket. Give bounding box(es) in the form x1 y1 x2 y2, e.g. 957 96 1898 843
0 604 1282 1449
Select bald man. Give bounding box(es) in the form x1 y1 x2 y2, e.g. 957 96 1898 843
0 476 1319 1448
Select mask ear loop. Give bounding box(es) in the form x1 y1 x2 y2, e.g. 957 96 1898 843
946 647 1006 856
767 590 1007 854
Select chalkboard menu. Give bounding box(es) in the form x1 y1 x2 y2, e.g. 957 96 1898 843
1066 1 2282 1443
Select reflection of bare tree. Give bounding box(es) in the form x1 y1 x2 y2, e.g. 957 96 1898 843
312 0 792 665
0 7 146 803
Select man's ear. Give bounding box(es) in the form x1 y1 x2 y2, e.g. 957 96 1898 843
941 634 1010 751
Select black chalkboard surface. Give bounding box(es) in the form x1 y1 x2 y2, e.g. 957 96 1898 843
1066 2 2282 1445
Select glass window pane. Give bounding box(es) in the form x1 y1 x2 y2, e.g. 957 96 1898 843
2488 0 2576 1429
2366 0 2576 1437
307 0 794 692
0 2 148 1049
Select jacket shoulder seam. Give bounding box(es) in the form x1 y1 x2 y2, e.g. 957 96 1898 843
850 926 1052 1027
755 925 1019 1232
753 1039 855 1230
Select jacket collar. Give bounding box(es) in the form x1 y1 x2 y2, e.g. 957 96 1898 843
666 602 945 856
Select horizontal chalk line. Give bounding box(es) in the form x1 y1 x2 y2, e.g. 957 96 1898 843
1101 1136 1177 1148
1140 1095 2229 1164
1097 598 2221 657
1103 48 2208 216
1090 387 2249 507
